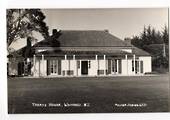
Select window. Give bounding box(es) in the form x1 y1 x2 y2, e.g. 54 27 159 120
98 70 104 75
62 71 65 76
67 70 74 75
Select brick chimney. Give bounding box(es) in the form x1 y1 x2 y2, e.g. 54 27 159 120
52 29 61 38
104 29 109 33
27 37 31 47
52 29 58 35
124 37 132 45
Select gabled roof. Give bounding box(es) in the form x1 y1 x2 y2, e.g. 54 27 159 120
34 30 131 47
35 46 150 56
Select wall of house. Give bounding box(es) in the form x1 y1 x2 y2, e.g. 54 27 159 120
120 59 133 75
88 60 98 76
61 60 68 76
33 59 47 77
77 60 81 76
61 60 77 76
8 61 18 76
97 60 107 75
40 60 47 76
121 59 128 75
70 60 77 76
139 56 152 73
32 56 151 77
33 59 39 77
127 59 133 75
98 60 106 70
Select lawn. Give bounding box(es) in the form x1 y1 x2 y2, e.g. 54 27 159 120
8 75 170 113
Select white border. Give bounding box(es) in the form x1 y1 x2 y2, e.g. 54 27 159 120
1 0 170 120
5 0 170 8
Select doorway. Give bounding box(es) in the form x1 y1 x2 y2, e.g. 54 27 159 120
81 61 88 75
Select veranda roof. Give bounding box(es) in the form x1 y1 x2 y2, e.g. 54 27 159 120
35 46 150 57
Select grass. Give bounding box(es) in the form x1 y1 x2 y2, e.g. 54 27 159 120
8 75 170 113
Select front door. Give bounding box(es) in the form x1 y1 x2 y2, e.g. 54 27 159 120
81 61 88 75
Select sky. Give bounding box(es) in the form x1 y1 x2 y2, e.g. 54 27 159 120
43 8 168 39
10 8 168 51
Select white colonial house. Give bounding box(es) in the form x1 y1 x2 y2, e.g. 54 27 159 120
8 30 152 77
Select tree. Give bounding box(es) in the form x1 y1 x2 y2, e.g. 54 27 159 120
128 25 169 72
145 25 153 45
7 9 49 52
131 36 142 48
141 25 147 45
155 31 163 44
162 25 169 44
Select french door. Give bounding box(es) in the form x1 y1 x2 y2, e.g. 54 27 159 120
111 59 121 74
132 60 143 74
50 60 58 75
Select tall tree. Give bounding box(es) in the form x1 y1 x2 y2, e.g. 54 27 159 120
7 9 49 51
128 25 169 72
162 25 169 44
131 36 142 48
141 25 147 43
145 25 152 45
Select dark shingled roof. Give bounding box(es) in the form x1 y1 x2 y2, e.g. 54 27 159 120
34 30 131 47
132 47 150 56
58 30 132 47
8 30 151 58
31 30 150 56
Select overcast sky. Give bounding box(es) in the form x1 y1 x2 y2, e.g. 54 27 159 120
10 8 168 50
43 8 168 39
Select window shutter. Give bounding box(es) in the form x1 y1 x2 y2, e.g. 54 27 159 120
108 59 111 74
47 60 50 75
140 61 143 73
118 59 122 74
58 60 61 75
88 61 91 68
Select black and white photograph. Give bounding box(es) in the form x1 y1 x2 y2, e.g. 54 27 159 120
7 8 169 113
